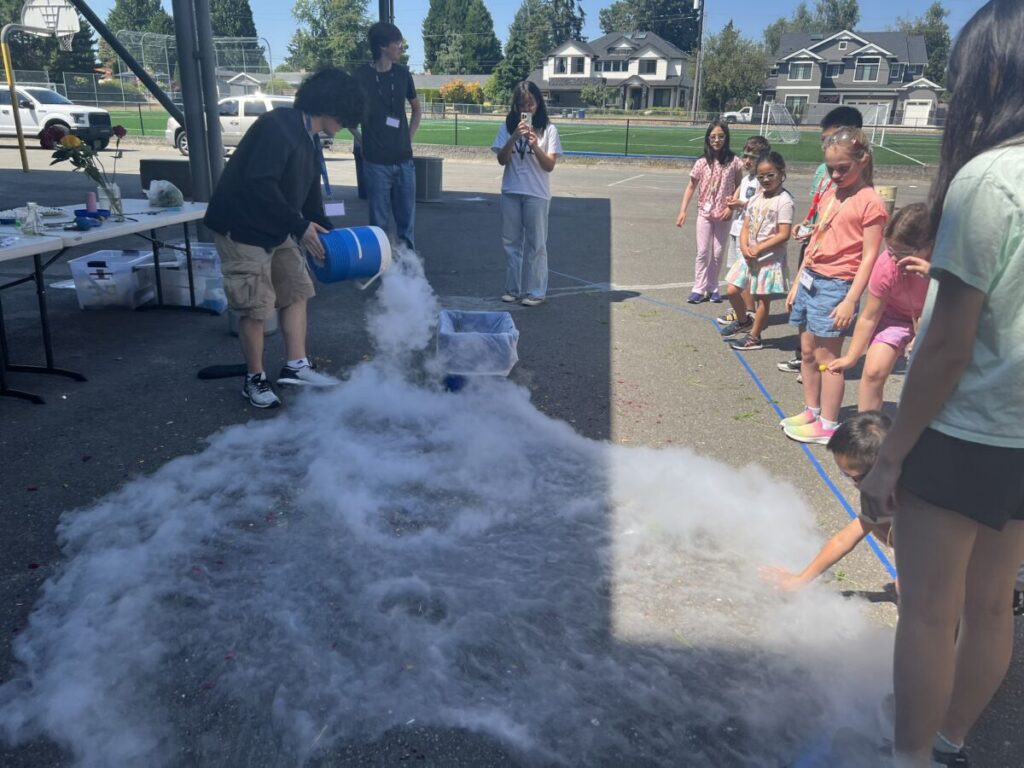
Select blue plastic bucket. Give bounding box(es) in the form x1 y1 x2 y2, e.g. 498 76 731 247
308 225 391 284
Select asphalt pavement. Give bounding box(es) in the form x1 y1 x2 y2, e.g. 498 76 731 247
0 139 1020 766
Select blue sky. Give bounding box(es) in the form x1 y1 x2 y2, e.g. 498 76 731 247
86 0 980 72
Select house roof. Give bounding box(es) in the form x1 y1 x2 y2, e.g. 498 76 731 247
774 30 927 64
579 31 690 61
900 77 944 91
529 68 692 91
551 39 598 57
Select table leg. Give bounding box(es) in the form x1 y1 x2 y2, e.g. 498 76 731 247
136 225 218 315
183 222 197 308
3 252 87 383
0 291 45 404
151 229 165 305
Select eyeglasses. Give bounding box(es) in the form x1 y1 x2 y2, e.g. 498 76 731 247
708 135 726 143
888 243 919 260
742 152 759 159
756 172 779 182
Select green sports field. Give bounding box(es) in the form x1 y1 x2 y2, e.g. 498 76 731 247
106 108 941 166
414 117 942 166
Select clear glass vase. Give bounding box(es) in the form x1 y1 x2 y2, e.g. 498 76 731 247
97 183 123 220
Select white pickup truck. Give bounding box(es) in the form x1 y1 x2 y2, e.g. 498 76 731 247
722 106 754 124
0 86 114 148
166 93 334 155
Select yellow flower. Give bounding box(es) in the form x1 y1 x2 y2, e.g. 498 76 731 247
60 134 83 149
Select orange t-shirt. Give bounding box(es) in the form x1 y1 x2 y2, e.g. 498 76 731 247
805 185 888 280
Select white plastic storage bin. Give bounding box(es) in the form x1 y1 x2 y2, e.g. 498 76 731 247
437 310 519 376
68 250 155 310
141 244 227 313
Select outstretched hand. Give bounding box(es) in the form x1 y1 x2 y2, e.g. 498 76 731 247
758 565 806 592
302 221 329 262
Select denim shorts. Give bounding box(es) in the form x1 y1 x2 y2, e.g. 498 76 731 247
789 270 855 338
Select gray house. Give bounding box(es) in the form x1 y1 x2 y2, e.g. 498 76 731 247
529 31 693 110
761 30 943 126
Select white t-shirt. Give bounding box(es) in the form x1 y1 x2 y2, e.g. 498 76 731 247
491 122 562 200
730 173 761 237
744 189 794 265
912 145 1024 448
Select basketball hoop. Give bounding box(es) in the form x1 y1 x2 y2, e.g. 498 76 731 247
20 0 80 49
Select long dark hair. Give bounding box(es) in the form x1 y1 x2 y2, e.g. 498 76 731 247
703 120 735 166
506 81 549 135
930 0 1024 238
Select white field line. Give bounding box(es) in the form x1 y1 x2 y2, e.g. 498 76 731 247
607 174 645 187
874 143 927 166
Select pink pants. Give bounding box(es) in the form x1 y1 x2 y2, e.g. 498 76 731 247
694 215 731 295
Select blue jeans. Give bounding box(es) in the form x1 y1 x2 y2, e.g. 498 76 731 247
501 193 550 299
363 158 416 249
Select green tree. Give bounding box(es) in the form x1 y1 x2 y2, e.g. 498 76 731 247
285 0 370 71
814 0 860 32
210 0 268 71
490 0 555 105
101 0 174 73
598 0 701 52
898 1 950 85
550 0 585 42
764 2 818 53
700 21 769 112
423 0 501 74
578 82 615 107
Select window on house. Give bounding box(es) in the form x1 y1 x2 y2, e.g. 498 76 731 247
838 41 848 51
889 63 905 82
641 59 657 74
652 88 671 107
572 57 584 74
909 64 924 77
789 62 813 81
855 57 880 81
826 64 843 78
785 95 808 120
555 57 567 74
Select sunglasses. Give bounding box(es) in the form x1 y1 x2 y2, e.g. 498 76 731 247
742 152 759 159
825 128 866 151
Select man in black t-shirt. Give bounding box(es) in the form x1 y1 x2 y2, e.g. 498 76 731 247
352 22 421 249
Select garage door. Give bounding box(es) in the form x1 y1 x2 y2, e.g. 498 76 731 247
903 101 932 128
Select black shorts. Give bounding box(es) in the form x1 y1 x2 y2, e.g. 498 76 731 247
901 428 1024 531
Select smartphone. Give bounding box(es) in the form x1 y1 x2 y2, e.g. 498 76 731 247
796 224 813 238
521 111 532 128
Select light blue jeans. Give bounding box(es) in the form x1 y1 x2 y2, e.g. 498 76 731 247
363 158 416 249
501 193 550 299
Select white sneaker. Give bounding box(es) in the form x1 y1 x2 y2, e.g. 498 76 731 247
242 373 282 408
501 293 518 303
520 296 545 307
277 362 339 387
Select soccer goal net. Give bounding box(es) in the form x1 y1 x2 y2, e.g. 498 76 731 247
760 102 801 145
859 103 891 147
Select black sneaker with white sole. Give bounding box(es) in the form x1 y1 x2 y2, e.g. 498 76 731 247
933 747 970 767
277 362 339 387
777 358 801 373
242 373 282 408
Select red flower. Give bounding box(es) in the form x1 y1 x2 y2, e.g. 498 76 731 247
40 125 65 150
112 125 127 139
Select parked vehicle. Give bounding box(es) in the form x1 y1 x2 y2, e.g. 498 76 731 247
0 87 113 149
166 93 334 155
722 106 754 124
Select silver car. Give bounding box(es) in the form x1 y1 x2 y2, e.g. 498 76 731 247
165 94 334 155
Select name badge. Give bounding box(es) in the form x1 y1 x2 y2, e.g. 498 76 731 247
799 270 814 290
385 116 401 129
702 201 712 214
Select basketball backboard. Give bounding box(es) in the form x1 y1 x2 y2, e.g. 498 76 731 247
20 0 80 49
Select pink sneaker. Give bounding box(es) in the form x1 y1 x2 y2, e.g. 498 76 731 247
779 407 818 429
784 420 836 445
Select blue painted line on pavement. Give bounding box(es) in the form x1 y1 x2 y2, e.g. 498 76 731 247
550 268 898 579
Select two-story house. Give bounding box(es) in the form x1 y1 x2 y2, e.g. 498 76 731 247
761 30 943 127
529 31 693 110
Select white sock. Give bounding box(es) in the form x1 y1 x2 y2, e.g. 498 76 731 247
820 417 839 430
287 357 310 370
933 732 963 753
806 405 822 418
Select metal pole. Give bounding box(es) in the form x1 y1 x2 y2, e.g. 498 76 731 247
66 0 185 126
0 31 30 172
378 0 394 23
689 0 705 118
193 0 225 185
624 119 630 157
170 0 212 202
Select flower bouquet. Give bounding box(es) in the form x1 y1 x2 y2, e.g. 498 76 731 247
43 125 128 220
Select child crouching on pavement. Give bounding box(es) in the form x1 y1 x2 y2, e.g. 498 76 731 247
761 410 892 591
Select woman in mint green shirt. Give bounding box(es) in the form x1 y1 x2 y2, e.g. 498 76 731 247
860 2 1024 765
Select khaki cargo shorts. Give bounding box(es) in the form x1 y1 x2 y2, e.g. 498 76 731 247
214 233 315 321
